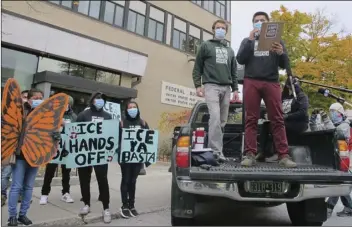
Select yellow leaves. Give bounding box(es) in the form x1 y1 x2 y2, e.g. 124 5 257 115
158 110 192 133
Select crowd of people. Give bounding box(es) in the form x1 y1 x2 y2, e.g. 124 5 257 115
1 11 351 226
1 89 149 226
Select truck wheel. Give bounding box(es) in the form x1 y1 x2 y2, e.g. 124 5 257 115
286 201 324 226
171 172 195 226
171 215 194 226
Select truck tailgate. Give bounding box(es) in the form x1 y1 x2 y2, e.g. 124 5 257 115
190 162 352 184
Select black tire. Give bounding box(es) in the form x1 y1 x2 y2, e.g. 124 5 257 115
171 215 195 226
286 202 324 226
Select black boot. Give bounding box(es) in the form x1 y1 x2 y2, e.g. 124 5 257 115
7 217 18 226
18 216 32 226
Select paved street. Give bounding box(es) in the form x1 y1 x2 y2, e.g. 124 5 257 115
1 163 351 226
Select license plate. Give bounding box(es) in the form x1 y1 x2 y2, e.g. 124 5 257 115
246 181 286 194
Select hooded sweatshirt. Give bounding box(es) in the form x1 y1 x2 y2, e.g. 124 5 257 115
192 39 238 91
281 80 309 132
76 92 112 122
236 38 288 82
63 95 77 123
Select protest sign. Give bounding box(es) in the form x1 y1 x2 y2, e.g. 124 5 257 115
104 101 121 121
64 120 120 168
120 128 159 164
50 131 69 164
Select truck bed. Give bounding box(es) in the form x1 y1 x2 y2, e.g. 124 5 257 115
190 161 352 183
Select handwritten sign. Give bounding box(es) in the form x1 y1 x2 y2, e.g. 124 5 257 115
50 117 72 164
104 101 121 121
120 128 159 164
63 120 119 168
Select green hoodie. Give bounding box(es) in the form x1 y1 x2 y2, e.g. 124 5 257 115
192 39 238 91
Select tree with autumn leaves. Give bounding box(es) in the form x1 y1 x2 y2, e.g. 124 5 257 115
271 6 352 110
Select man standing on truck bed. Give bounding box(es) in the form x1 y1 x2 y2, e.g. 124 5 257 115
236 11 297 168
192 19 239 160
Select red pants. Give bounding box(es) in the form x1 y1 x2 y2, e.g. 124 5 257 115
243 78 289 158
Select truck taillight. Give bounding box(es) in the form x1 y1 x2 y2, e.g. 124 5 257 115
338 140 350 172
176 136 190 168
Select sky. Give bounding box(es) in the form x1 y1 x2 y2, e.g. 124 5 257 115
230 1 352 52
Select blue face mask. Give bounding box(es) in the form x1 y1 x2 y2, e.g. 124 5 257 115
31 100 43 108
127 108 138 118
214 28 226 40
330 111 343 125
94 99 105 110
253 22 263 37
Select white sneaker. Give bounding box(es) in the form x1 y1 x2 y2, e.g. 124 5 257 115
103 209 112 223
39 195 48 205
61 193 74 203
79 205 90 215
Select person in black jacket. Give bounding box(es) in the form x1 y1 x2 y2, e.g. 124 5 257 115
76 92 112 224
236 11 296 168
257 77 309 161
119 101 150 218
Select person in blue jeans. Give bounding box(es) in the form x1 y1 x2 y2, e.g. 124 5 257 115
7 88 46 226
1 165 12 206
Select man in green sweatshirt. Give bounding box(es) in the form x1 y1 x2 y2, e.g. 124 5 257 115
192 19 239 160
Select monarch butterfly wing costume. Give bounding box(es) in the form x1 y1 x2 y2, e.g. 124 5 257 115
21 93 69 167
1 78 23 161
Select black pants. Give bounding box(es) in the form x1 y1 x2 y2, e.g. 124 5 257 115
120 163 141 208
260 121 307 156
41 163 71 196
78 164 110 210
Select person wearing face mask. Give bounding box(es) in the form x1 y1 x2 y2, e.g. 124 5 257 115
118 101 150 218
75 92 113 224
236 11 297 168
7 88 46 226
40 95 77 205
192 19 239 161
324 103 352 218
257 77 309 161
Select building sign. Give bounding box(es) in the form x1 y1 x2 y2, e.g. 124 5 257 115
161 81 204 109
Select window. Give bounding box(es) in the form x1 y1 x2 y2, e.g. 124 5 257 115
202 30 213 42
61 0 73 8
103 1 124 27
189 36 200 54
96 71 121 85
191 0 202 6
127 10 145 36
148 19 164 42
37 57 69 74
68 63 97 80
77 0 101 19
172 30 186 51
1 48 38 90
215 1 226 19
203 1 214 13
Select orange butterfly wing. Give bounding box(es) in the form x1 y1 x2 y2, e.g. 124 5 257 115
1 78 23 161
21 93 68 167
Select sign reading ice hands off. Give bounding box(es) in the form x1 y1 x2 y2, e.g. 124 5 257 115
120 128 159 164
61 120 120 168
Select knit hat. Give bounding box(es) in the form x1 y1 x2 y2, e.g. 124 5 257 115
329 102 345 116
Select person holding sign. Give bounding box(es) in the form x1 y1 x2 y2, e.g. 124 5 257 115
192 19 239 161
76 92 113 224
236 11 297 168
119 101 150 218
40 95 77 205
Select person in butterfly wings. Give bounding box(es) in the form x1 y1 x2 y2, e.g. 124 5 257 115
76 92 113 224
40 95 77 205
4 87 66 226
118 101 151 219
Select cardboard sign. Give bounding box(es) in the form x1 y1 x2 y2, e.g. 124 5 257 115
119 128 159 164
103 101 121 121
257 22 284 51
63 120 120 168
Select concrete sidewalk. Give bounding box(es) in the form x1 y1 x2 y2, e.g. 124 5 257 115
1 163 171 226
